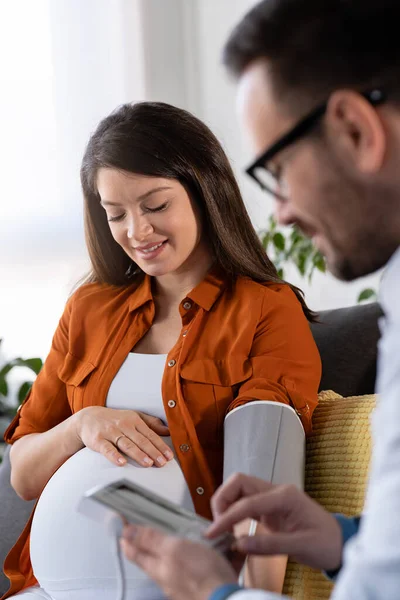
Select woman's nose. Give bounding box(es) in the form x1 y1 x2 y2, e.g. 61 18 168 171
127 215 154 241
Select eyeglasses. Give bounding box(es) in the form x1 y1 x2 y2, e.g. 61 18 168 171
245 89 387 200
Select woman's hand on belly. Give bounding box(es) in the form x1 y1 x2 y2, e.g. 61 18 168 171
73 406 174 468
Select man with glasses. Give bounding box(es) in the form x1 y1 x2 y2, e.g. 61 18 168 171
120 1 400 598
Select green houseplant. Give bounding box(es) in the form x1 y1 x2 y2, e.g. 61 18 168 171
260 215 326 282
260 215 378 303
0 339 43 448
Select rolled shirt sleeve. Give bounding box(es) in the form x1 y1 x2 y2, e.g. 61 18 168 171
227 285 321 434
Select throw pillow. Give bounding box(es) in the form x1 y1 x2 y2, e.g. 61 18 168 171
282 390 376 600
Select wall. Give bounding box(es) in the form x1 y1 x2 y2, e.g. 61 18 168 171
0 0 145 362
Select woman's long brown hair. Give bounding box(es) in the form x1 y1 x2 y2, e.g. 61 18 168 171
80 101 315 321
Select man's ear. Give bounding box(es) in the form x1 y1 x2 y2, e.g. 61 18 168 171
325 90 386 174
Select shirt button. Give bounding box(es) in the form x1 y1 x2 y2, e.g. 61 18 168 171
168 400 176 408
168 359 176 367
183 301 192 310
179 444 190 453
196 486 205 495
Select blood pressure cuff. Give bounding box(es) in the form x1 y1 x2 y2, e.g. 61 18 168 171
223 401 305 488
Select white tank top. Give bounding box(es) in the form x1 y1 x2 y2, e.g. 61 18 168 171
106 353 168 420
30 354 194 600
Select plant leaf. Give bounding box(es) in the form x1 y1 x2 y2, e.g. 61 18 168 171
272 232 285 251
313 253 326 273
268 215 276 231
357 288 378 303
9 357 43 375
0 362 17 379
297 253 307 276
0 378 8 397
290 227 302 242
261 232 271 249
21 358 43 375
18 381 32 405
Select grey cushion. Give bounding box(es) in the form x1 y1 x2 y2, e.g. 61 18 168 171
311 302 382 397
0 302 382 595
0 446 35 595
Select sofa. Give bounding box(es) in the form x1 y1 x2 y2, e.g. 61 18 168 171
0 302 383 596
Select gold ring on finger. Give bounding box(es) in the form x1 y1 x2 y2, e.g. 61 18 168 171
114 434 125 448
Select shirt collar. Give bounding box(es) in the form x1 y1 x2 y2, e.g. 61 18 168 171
187 265 227 311
128 274 153 312
379 245 400 316
127 266 227 314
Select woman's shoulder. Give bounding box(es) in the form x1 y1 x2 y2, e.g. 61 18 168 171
68 281 138 315
235 277 298 307
233 278 308 325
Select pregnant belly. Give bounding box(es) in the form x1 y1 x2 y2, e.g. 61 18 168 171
30 443 194 600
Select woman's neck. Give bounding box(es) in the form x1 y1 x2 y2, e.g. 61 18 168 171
153 246 214 305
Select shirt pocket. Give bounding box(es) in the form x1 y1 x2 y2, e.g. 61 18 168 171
179 356 252 446
57 352 97 411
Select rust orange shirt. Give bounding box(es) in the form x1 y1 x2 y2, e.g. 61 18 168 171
2 269 321 598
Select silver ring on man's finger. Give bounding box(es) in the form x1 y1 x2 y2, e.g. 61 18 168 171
114 434 125 448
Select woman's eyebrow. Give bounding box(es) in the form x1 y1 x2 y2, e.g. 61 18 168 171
100 199 121 207
137 186 173 201
100 186 173 207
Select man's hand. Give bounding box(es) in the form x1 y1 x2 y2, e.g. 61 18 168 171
207 473 343 572
120 525 240 600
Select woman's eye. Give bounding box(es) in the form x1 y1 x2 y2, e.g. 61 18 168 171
108 214 125 223
145 202 169 213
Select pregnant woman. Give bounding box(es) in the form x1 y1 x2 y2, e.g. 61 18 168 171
2 102 321 600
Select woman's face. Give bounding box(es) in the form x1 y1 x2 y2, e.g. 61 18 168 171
97 168 209 278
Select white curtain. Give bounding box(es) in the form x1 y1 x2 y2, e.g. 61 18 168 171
0 0 145 364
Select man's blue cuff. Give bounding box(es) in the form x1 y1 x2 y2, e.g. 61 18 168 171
325 514 361 581
335 514 361 546
208 583 244 600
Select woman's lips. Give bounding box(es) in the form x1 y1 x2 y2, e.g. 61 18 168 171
134 240 168 260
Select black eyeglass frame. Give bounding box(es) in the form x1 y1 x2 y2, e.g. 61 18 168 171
245 89 387 197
